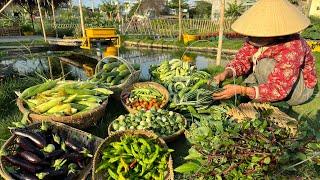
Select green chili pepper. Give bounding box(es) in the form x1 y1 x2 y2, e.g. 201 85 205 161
131 145 139 159
138 138 151 152
95 162 110 173
120 158 129 173
145 144 160 164
108 168 118 180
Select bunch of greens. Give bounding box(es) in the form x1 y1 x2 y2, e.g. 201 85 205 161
175 108 320 179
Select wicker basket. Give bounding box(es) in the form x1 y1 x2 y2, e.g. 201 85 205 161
0 121 103 180
120 82 170 114
92 130 174 180
94 55 141 100
107 113 187 142
16 98 108 129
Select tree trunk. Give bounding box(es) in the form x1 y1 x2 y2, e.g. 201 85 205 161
216 0 225 66
28 3 35 31
51 0 57 36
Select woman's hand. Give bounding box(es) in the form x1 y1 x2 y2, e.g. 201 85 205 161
212 85 245 100
209 69 234 85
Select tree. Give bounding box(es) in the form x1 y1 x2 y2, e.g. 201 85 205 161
167 0 188 10
191 1 212 18
139 0 166 16
225 0 245 18
99 0 117 20
0 0 69 30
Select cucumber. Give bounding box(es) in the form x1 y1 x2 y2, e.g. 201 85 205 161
102 62 121 72
118 70 130 78
110 76 123 85
117 64 128 71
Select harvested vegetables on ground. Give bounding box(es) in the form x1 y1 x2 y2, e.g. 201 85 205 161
110 109 186 137
2 122 94 179
122 86 164 111
95 135 173 180
18 80 113 116
90 60 131 86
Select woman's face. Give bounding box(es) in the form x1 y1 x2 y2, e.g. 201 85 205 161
248 37 276 47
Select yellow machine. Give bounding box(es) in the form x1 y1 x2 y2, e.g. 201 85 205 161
307 40 320 52
80 28 121 50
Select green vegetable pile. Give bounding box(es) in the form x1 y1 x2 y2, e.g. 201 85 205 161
19 80 113 116
175 105 320 179
110 109 186 137
151 59 222 115
90 59 131 86
95 135 173 180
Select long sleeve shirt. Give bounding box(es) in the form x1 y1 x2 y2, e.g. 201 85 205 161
226 35 317 102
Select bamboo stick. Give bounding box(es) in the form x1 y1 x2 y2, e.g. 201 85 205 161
216 0 225 66
37 0 47 42
79 0 86 37
178 0 182 41
0 0 14 14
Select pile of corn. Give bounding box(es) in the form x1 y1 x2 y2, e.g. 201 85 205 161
19 80 113 116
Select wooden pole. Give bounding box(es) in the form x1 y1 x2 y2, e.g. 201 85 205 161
79 0 86 37
0 0 14 14
51 0 57 36
216 0 225 66
178 0 182 41
211 0 215 21
37 0 47 42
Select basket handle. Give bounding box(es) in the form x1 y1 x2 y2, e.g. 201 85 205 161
95 55 134 74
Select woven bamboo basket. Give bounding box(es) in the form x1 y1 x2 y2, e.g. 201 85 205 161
0 121 103 180
107 113 187 142
94 55 141 100
92 130 174 180
16 98 108 129
120 82 170 114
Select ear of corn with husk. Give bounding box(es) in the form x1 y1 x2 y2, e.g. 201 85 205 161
19 80 113 116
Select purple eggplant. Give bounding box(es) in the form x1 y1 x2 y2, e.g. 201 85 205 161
3 156 42 174
40 166 68 179
65 139 83 152
16 137 44 158
9 171 38 180
44 149 65 160
18 151 42 164
61 152 84 163
13 129 47 148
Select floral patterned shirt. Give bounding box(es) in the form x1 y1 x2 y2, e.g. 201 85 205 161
226 35 317 102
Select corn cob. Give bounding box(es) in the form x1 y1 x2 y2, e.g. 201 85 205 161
63 94 78 103
47 103 72 114
33 97 65 114
20 80 57 100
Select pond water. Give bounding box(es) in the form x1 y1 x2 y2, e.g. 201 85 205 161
0 47 233 80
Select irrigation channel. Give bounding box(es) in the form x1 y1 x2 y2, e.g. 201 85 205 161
0 47 233 169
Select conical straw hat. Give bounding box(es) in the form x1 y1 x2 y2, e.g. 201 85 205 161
231 0 310 37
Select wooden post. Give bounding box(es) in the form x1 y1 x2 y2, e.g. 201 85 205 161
216 0 225 66
0 0 14 14
211 0 215 21
178 0 182 41
79 0 86 37
51 0 57 37
37 0 47 42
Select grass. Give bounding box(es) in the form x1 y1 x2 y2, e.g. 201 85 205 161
0 39 48 47
124 36 244 50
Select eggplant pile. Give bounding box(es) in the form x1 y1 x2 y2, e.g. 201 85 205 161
3 122 93 180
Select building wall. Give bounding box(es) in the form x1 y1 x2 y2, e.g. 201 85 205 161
309 0 320 17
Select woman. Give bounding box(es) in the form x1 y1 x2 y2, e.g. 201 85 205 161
212 0 317 106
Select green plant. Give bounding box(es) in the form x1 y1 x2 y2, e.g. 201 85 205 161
225 1 245 18
21 23 33 32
